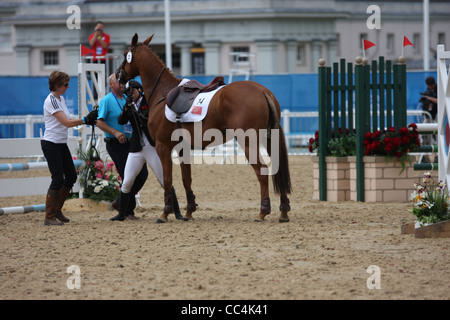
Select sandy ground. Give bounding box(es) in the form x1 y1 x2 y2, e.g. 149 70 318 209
0 155 449 300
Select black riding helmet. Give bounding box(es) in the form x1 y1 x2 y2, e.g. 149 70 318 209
124 79 143 97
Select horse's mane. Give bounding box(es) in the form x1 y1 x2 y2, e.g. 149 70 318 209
136 42 178 81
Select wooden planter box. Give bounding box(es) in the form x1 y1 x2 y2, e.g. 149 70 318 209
348 156 417 202
401 220 450 238
312 156 351 201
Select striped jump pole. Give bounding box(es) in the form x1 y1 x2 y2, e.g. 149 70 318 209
0 159 83 213
414 122 438 171
0 159 83 172
0 204 45 215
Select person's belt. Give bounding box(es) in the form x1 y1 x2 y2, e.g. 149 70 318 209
104 137 130 143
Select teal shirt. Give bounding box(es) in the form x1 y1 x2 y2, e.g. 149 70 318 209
98 92 131 138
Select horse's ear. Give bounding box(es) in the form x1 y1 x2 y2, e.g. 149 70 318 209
143 34 154 46
131 33 138 47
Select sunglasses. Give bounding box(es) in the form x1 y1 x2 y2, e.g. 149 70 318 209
64 83 69 87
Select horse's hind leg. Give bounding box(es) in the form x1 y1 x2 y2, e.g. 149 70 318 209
265 135 290 223
241 138 270 222
180 162 197 220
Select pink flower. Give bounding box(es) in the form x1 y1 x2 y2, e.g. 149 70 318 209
96 172 103 179
106 161 115 171
94 161 104 170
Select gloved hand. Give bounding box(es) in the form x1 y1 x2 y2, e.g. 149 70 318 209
83 109 98 126
126 94 133 107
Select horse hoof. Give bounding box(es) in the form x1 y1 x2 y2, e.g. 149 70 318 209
156 218 167 224
176 216 189 221
279 218 290 223
254 219 264 223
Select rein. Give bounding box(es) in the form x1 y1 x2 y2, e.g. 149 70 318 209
146 66 166 104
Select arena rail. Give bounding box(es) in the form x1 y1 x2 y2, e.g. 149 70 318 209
0 138 81 198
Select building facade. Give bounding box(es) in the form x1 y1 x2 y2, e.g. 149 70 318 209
0 0 448 77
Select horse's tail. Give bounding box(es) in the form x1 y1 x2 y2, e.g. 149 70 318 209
264 91 292 195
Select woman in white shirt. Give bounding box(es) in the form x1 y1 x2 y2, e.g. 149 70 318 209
41 70 97 226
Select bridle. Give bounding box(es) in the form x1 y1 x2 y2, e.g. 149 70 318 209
117 43 166 104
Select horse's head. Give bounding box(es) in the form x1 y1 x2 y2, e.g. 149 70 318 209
115 33 154 85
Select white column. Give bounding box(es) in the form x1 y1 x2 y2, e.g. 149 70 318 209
203 41 221 75
176 42 194 76
15 45 31 75
256 39 279 74
286 40 297 74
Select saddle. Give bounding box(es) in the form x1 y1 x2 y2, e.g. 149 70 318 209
167 76 226 114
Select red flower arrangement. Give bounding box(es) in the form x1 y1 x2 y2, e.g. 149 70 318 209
364 123 421 173
308 127 356 157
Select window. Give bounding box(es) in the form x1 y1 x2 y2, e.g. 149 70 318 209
387 33 394 53
360 33 368 43
191 47 205 75
43 50 59 68
231 46 250 66
413 33 420 53
438 33 445 46
296 44 305 64
360 33 367 53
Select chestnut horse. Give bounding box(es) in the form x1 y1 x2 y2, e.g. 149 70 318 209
116 34 291 223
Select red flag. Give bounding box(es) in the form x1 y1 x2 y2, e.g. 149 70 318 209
80 44 94 56
363 39 376 50
403 36 414 47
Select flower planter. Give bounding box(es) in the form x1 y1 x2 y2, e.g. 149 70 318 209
401 220 450 238
312 156 351 201
348 155 416 202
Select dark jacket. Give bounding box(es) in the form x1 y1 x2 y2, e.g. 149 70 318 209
118 95 154 152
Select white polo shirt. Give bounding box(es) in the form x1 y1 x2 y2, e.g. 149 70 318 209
42 93 70 144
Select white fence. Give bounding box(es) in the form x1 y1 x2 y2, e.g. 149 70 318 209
0 137 81 197
0 108 436 153
437 44 450 187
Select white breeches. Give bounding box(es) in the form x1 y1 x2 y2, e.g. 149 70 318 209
121 136 164 193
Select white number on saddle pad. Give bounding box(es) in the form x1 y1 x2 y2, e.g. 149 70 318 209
126 51 133 63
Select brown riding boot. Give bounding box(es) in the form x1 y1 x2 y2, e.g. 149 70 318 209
55 185 71 223
44 189 63 226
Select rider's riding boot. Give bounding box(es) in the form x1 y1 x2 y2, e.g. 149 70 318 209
44 189 63 226
55 185 71 223
110 192 131 221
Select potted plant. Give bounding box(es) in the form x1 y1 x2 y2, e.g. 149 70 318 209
363 123 421 174
308 127 356 157
76 150 121 203
309 128 356 201
409 172 450 228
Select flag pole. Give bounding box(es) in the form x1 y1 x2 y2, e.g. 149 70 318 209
423 0 429 71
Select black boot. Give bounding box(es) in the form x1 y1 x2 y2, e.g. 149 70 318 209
172 186 188 221
110 192 131 221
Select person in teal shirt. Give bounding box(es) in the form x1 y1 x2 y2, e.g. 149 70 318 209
96 73 148 220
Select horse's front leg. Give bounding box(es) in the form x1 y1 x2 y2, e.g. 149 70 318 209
180 162 197 220
156 146 174 223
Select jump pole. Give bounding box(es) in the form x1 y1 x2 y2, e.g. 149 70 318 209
0 204 45 215
0 159 83 172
